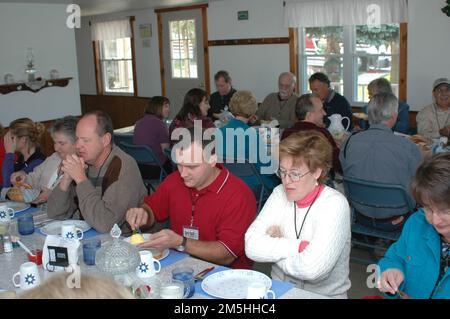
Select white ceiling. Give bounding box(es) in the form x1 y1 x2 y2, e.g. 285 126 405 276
0 0 216 16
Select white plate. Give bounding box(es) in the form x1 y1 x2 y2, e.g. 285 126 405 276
3 201 30 214
123 233 169 261
40 220 92 236
201 269 272 299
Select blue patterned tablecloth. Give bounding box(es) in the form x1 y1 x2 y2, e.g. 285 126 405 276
160 250 189 268
12 205 40 218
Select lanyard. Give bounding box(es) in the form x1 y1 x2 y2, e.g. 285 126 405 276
89 148 112 188
434 103 450 130
294 191 320 239
188 189 203 227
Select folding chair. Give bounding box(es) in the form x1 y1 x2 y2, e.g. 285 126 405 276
114 134 133 150
119 141 169 193
222 157 271 213
163 147 177 169
343 176 416 264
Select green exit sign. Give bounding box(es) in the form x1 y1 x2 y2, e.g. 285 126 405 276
237 10 249 20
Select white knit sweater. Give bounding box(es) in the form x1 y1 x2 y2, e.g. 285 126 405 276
245 185 351 298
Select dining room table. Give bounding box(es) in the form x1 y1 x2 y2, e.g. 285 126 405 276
0 204 328 299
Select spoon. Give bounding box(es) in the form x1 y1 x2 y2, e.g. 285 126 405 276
17 239 35 256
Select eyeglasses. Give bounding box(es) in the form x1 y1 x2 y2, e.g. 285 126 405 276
435 86 449 94
423 206 450 218
276 169 310 182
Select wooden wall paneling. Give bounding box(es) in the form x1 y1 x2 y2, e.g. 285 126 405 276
80 94 149 130
40 120 56 157
408 111 417 131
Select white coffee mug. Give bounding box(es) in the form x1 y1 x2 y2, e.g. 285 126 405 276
246 282 276 299
136 250 161 279
0 205 14 222
160 281 189 299
61 221 83 240
12 262 41 290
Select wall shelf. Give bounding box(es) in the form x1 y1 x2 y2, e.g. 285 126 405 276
0 77 73 95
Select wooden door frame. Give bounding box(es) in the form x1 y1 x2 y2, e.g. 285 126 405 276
155 3 210 96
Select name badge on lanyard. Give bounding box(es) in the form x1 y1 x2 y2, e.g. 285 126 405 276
183 225 199 240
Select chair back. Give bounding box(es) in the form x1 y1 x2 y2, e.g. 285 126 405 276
222 157 268 212
119 142 169 179
343 176 415 219
114 134 133 149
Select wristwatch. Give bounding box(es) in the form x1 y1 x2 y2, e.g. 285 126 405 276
176 236 187 252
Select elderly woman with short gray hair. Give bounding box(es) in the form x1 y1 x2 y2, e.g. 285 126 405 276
361 78 410 134
217 90 280 193
10 116 78 204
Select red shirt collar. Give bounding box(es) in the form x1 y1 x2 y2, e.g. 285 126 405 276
190 164 230 195
296 184 325 208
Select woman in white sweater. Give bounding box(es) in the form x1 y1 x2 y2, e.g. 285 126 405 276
245 130 351 298
10 116 78 204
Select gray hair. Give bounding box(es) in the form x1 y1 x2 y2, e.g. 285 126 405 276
49 116 78 143
279 72 297 87
295 94 315 120
368 78 393 95
368 92 399 125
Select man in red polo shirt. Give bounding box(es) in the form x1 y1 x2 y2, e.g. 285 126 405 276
126 127 257 269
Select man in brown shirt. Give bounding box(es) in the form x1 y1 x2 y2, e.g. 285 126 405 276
254 72 298 129
47 111 146 235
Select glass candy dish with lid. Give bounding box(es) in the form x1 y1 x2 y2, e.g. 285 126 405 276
96 224 140 275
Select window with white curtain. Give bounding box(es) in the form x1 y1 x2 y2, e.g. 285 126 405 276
285 0 406 105
91 19 135 94
99 38 134 93
300 24 400 104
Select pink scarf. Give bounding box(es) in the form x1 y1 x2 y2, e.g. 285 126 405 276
296 184 325 208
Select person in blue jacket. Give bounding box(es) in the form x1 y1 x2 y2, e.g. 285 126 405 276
217 90 280 197
360 78 410 134
378 152 450 299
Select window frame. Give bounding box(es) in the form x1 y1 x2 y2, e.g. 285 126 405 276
298 23 407 107
168 19 199 79
93 16 138 96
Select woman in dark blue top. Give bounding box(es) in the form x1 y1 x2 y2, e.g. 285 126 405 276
2 118 46 188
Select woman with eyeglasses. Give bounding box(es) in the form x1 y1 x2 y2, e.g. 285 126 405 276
245 130 351 298
378 152 450 299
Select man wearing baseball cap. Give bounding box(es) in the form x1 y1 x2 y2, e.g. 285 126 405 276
417 77 450 142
